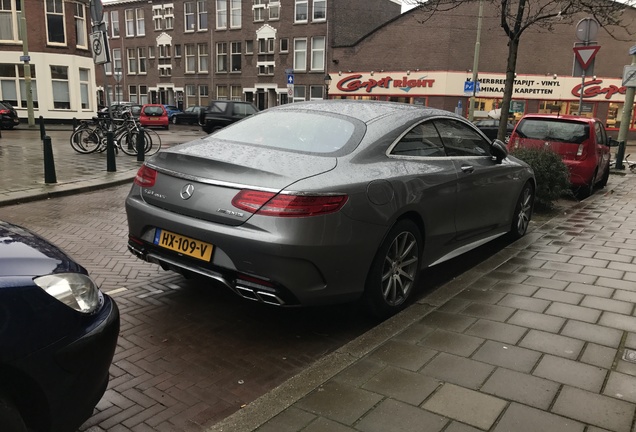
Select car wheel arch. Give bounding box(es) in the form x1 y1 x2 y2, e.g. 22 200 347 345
0 366 48 431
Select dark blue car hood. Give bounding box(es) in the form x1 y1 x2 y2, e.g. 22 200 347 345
0 221 83 277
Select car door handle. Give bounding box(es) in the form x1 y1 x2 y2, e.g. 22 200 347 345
461 165 475 174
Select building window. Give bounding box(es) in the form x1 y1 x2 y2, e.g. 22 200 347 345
216 42 227 72
293 85 305 103
311 36 325 71
253 0 264 21
111 11 120 37
185 2 195 31
199 84 209 105
129 85 138 103
51 65 70 109
185 44 196 73
0 63 37 108
280 38 288 53
148 46 155 58
165 5 174 29
186 84 196 105
103 12 109 35
198 1 208 30
174 44 182 58
139 85 148 104
79 68 90 109
136 8 145 36
153 6 163 30
295 0 308 22
313 0 326 20
259 38 274 54
258 64 273 75
310 85 323 100
230 0 241 28
159 44 171 58
231 85 242 101
75 3 87 48
198 44 209 72
231 42 241 72
269 1 280 20
138 47 147 73
217 85 228 100
245 40 253 54
46 0 65 44
0 0 22 42
125 9 134 37
293 38 306 71
127 48 137 74
216 0 227 29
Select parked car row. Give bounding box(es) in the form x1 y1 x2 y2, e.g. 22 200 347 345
0 101 20 129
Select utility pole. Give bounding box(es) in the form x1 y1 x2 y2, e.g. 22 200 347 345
615 46 636 169
20 0 35 127
468 0 483 122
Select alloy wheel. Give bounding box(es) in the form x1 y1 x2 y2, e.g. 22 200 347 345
380 231 419 306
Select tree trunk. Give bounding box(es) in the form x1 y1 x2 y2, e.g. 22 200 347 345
498 37 520 142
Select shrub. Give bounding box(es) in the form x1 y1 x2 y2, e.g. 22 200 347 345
510 147 571 210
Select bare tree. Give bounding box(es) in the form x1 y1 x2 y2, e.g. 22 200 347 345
404 0 634 141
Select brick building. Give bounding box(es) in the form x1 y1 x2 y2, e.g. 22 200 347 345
99 0 401 111
328 2 636 136
0 0 97 121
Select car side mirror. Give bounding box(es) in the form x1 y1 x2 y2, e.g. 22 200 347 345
491 139 508 163
608 138 621 147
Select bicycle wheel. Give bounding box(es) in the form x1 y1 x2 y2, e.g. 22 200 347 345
70 128 101 154
143 129 162 156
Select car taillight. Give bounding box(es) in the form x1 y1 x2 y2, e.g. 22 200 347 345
0 109 9 115
576 143 585 158
511 136 520 149
134 165 157 187
232 190 348 217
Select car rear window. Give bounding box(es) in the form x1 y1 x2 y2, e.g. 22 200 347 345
144 106 164 115
515 118 589 144
213 111 361 155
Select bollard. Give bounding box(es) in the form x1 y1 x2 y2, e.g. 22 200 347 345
39 116 46 140
72 117 78 131
136 127 145 162
106 131 116 172
43 136 57 184
615 140 626 170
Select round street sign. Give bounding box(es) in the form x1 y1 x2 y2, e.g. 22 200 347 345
575 18 599 43
90 0 104 23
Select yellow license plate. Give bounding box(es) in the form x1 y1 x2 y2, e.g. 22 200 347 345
153 229 213 261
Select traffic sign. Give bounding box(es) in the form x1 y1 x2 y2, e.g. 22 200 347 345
573 45 601 70
463 81 480 94
89 0 104 24
90 31 111 65
19 55 30 62
623 65 636 87
287 74 294 85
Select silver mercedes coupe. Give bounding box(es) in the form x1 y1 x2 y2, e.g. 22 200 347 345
126 100 535 318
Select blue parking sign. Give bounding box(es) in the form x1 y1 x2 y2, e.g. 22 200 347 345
287 74 294 85
464 81 474 93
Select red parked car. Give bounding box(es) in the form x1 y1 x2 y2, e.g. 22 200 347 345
139 104 169 129
508 114 611 197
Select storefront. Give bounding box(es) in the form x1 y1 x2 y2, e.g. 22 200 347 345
328 71 633 132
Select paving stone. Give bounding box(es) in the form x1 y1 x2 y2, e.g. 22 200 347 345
419 329 484 358
437 298 472 313
581 266 625 280
533 288 583 305
545 302 602 323
356 399 447 432
566 282 613 298
497 294 550 313
556 247 596 259
419 352 494 389
581 296 634 315
533 252 572 264
533 355 607 392
514 267 557 278
362 366 440 405
254 407 316 432
609 261 636 273
596 251 634 263
596 277 636 292
519 329 584 359
464 319 527 344
615 359 636 377
443 422 482 432
392 323 435 344
492 402 584 432
490 282 538 296
471 340 541 373
541 261 584 274
625 332 636 349
507 309 565 333
419 311 477 332
561 320 623 348
458 303 516 322
295 381 383 425
421 383 506 430
599 312 636 333
552 386 635 432
613 289 636 304
603 371 636 404
332 359 385 387
302 417 356 432
366 340 437 372
455 289 506 304
570 256 611 268
523 276 569 290
481 367 560 410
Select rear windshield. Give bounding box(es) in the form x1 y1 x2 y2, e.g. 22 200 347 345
144 106 164 115
515 118 589 144
213 110 361 154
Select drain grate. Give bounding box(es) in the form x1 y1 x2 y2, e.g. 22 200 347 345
622 348 636 363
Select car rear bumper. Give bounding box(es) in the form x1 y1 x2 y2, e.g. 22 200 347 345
564 159 596 186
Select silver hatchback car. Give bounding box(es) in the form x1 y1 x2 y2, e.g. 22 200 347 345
126 100 535 317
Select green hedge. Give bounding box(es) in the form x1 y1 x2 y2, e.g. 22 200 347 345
510 147 571 210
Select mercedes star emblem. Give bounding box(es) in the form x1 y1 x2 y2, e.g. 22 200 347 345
180 184 195 200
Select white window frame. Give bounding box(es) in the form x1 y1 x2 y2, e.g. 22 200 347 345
310 36 325 71
198 44 209 72
139 85 148 104
79 68 91 110
185 44 196 73
75 3 87 48
269 1 280 20
293 85 306 103
136 8 145 36
50 65 70 109
125 9 134 37
231 42 241 72
245 40 253 54
164 5 174 29
111 11 120 38
253 0 265 22
294 0 308 23
153 5 163 30
129 85 138 103
127 48 137 74
46 0 66 45
0 1 22 42
216 0 227 29
230 0 241 28
138 47 147 74
280 38 289 53
312 0 326 21
185 2 195 32
216 42 228 72
293 38 307 72
197 1 208 30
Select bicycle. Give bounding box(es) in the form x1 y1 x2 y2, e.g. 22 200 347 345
609 154 636 172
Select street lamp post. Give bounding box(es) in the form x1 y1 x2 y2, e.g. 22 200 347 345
324 74 332 99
